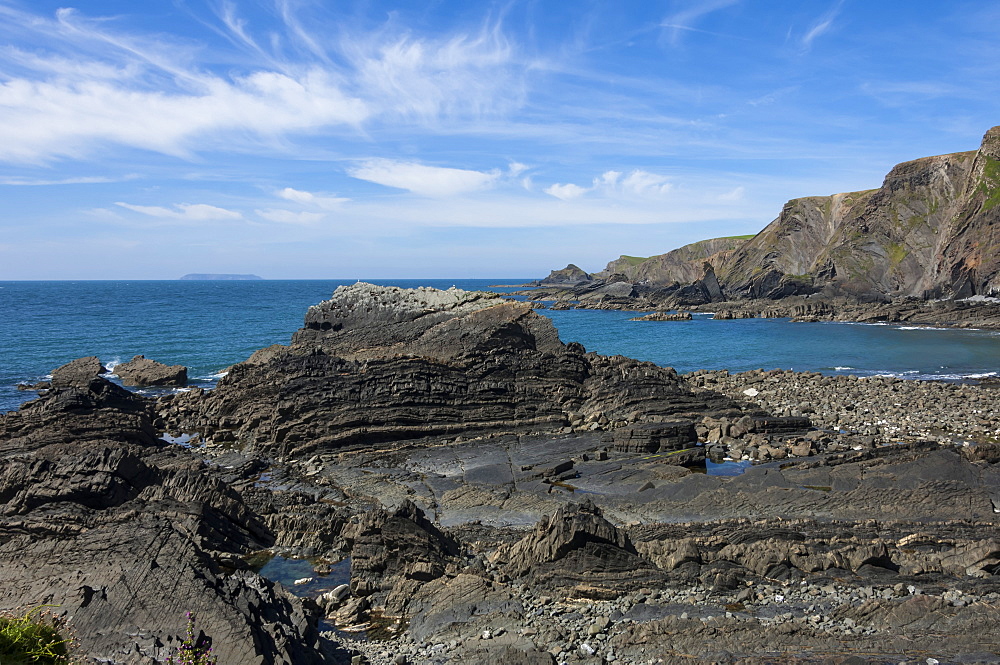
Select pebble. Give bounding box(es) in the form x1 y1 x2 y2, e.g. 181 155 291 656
690 369 999 449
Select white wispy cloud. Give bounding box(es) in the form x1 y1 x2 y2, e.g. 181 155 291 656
348 159 501 197
543 169 674 200
278 187 350 209
0 4 521 163
618 170 673 196
0 174 140 186
115 202 242 221
800 1 843 50
256 209 327 224
544 183 589 200
719 186 746 201
0 67 370 163
661 0 742 45
344 27 522 121
335 185 772 230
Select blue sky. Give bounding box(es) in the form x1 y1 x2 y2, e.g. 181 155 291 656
1 0 998 279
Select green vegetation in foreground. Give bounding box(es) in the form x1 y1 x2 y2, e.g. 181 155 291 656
0 607 73 664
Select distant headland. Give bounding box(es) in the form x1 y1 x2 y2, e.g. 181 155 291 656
178 273 263 280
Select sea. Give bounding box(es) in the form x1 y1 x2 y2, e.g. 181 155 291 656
2 278 1000 414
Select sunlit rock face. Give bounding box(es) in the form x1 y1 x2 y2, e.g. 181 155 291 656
158 283 740 457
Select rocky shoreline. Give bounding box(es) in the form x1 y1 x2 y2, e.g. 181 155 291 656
3 284 1000 664
518 286 1000 330
526 126 1000 323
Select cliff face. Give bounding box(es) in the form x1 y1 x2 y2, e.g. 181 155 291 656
718 126 1000 300
557 126 1000 302
596 237 748 285
931 125 1000 298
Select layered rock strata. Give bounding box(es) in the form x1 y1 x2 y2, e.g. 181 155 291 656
157 284 746 457
0 378 330 664
533 126 1000 314
8 284 1000 664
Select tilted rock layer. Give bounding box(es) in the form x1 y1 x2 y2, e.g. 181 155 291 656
0 379 328 664
547 126 1000 303
159 283 743 457
716 128 1000 299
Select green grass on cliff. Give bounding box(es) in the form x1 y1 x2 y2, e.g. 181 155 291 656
721 234 755 240
980 157 1000 211
887 242 909 268
618 255 649 266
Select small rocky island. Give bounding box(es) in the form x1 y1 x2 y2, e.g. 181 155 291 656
2 283 1000 664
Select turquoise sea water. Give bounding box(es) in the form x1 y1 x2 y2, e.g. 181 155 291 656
2 278 1000 413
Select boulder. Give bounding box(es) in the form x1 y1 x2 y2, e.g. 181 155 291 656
50 356 106 387
114 355 188 387
496 499 660 590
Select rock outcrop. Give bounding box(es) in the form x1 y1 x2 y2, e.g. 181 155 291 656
158 284 742 457
114 355 188 387
540 264 592 286
51 355 107 387
595 237 748 286
341 500 460 619
0 378 330 664
7 282 1000 664
629 310 692 321
496 500 661 592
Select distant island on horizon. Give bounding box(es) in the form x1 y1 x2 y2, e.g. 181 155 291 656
179 273 263 281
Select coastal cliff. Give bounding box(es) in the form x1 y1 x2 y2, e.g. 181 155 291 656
538 125 1000 307
596 236 748 286
717 134 997 300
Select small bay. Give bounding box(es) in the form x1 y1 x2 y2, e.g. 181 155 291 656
2 279 999 413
